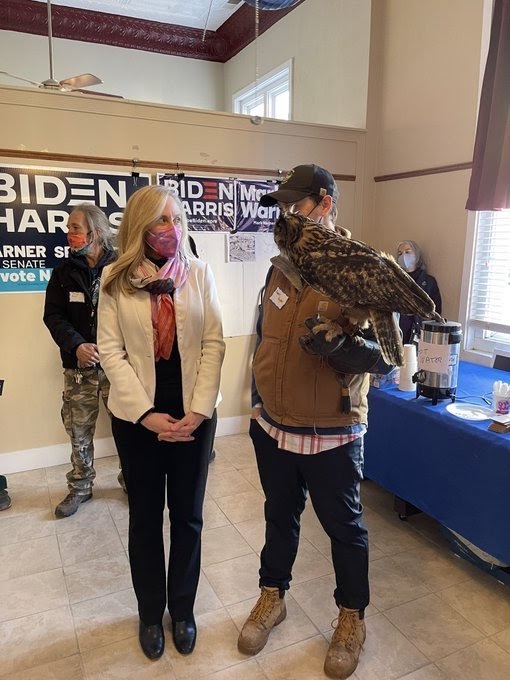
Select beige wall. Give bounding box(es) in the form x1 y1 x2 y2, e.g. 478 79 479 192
224 0 371 128
0 86 366 469
364 0 486 325
377 0 483 173
0 30 224 111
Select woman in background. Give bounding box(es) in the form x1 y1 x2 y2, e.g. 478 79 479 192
98 185 225 660
396 240 442 344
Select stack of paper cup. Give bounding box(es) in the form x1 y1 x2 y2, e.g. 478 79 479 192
398 343 418 392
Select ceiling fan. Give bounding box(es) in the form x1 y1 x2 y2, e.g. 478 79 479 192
0 0 103 92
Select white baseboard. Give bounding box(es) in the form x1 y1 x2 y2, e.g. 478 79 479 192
215 415 250 437
0 437 118 474
1 416 249 474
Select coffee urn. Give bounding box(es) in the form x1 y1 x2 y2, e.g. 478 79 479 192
413 321 462 405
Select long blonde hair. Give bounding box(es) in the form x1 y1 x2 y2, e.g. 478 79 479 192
103 185 193 295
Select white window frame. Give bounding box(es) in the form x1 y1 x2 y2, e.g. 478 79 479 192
459 209 510 366
232 60 292 121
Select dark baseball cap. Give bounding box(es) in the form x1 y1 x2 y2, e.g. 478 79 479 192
260 164 339 207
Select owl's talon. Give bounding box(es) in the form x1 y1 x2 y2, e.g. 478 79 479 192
311 319 344 342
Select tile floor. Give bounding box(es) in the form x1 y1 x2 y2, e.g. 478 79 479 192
1 433 510 679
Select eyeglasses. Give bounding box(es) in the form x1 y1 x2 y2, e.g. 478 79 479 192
278 198 314 215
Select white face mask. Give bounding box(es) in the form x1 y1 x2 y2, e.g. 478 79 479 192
397 252 417 271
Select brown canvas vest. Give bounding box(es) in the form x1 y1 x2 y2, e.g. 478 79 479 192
253 266 369 429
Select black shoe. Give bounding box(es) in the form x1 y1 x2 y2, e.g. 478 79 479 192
54 492 92 518
0 489 11 511
139 621 165 660
171 618 197 655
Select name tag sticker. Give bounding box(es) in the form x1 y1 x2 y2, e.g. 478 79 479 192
317 301 329 313
269 287 289 309
69 291 85 303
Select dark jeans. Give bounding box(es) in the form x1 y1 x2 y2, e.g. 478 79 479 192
250 419 369 610
112 415 213 624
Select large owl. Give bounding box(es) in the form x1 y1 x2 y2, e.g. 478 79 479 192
273 212 443 366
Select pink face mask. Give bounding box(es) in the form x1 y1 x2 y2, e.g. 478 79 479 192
145 227 182 260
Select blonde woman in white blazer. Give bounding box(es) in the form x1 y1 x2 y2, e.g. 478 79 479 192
98 185 225 661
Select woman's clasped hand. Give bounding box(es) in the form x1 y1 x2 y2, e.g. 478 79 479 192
140 410 205 441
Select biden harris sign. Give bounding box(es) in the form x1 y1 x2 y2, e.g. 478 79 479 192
0 165 149 293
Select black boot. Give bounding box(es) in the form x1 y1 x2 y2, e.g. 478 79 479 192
139 621 165 660
171 617 197 655
0 475 11 511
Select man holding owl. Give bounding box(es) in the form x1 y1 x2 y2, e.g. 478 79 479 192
237 164 393 679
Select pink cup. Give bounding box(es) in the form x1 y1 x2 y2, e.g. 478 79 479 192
493 393 510 415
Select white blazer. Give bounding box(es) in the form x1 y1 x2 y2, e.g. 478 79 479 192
98 259 225 424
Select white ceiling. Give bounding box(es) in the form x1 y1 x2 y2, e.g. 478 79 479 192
33 0 243 32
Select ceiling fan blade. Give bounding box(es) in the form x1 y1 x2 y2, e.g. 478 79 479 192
60 73 103 90
73 89 124 99
2 2 104 94
0 71 43 87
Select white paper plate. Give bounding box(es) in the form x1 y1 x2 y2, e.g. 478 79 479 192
445 402 494 421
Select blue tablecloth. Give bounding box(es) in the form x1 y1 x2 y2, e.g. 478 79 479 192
364 361 510 564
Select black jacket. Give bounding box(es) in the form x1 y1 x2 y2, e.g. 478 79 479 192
43 250 115 368
399 268 442 344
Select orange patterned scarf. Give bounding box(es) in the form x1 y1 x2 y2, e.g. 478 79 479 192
131 256 190 360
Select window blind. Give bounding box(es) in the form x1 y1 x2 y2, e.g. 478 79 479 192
469 210 510 334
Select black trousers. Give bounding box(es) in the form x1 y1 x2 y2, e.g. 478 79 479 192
112 413 215 624
250 419 369 610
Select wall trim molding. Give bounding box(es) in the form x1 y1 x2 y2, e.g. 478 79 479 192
0 0 305 63
0 148 356 182
1 437 117 475
374 162 472 182
1 417 249 473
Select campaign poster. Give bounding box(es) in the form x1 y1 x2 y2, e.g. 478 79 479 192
0 166 150 294
157 174 236 231
157 174 279 232
235 179 279 232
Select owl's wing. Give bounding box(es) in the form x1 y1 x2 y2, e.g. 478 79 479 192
295 236 438 318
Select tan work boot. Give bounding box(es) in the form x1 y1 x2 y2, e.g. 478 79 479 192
324 607 366 679
237 586 286 655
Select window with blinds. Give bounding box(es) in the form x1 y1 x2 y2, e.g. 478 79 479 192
467 209 510 352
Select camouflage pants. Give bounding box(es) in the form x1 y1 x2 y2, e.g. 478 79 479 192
61 367 111 494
